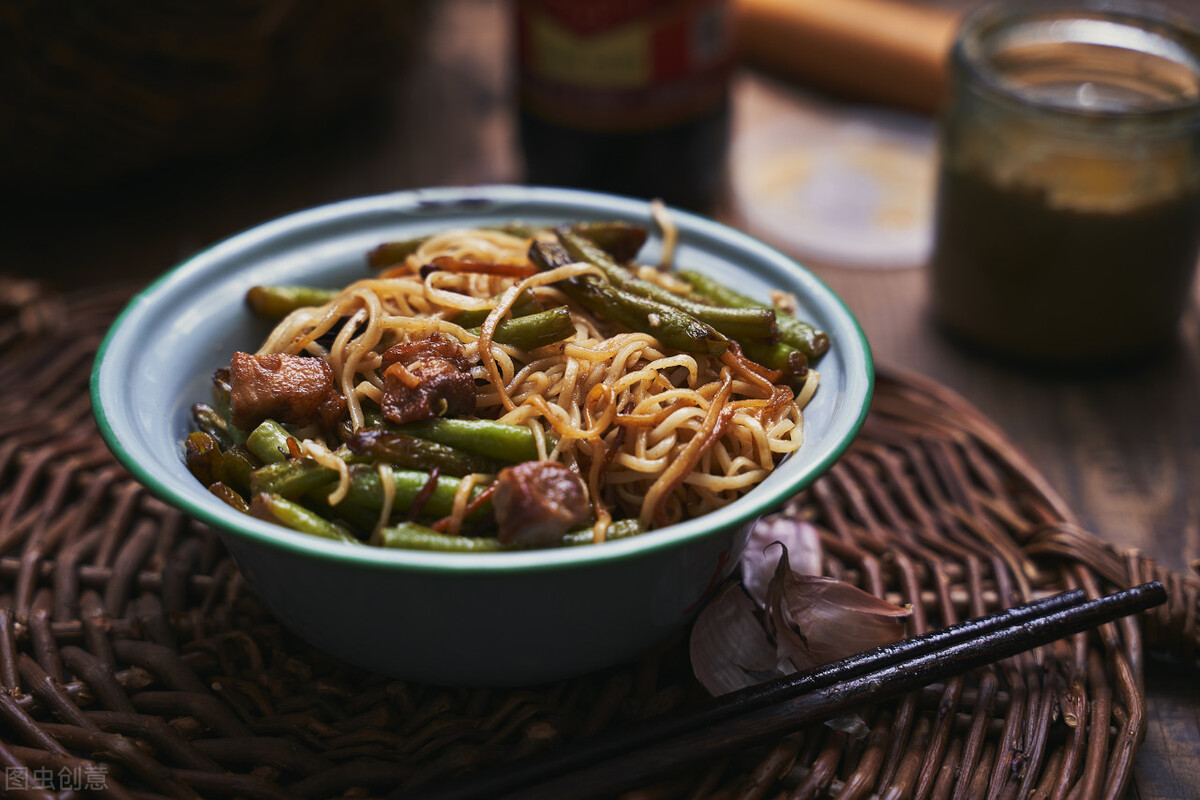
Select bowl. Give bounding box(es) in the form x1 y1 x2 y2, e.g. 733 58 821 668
92 185 873 686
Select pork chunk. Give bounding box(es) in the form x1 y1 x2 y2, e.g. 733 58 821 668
493 461 590 547
380 334 475 424
229 352 346 431
382 333 471 371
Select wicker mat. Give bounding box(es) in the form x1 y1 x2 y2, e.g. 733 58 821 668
0 279 1196 800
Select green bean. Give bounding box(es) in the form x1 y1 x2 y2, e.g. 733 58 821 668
452 291 543 328
367 237 428 268
489 222 541 238
251 493 361 544
569 222 648 263
532 238 731 356
368 222 545 271
567 275 728 357
739 340 809 383
184 432 220 486
395 418 549 463
347 428 499 476
209 370 246 444
531 236 726 356
528 236 579 271
245 285 338 319
209 482 250 513
470 307 574 351
186 432 259 493
246 420 293 464
251 458 338 497
678 270 830 360
380 522 508 552
556 228 778 342
192 403 236 450
333 467 491 522
379 518 645 551
304 491 380 532
558 518 645 546
215 446 258 495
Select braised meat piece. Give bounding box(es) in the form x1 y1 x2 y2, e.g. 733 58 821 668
229 352 346 431
380 334 476 424
381 334 471 371
493 461 590 546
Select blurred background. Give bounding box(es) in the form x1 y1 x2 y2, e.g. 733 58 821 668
2 0 1196 568
1 0 1198 791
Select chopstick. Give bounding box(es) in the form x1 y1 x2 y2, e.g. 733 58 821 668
401 581 1166 800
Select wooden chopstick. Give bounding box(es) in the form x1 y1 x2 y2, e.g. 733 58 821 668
401 581 1166 800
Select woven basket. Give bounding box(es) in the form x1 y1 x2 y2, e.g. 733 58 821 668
0 277 1196 799
0 1 427 192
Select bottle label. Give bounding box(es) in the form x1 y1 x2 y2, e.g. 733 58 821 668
517 0 732 132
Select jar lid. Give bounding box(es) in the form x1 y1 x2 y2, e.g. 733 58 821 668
958 1 1200 117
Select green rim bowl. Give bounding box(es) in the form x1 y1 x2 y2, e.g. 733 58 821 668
92 185 873 686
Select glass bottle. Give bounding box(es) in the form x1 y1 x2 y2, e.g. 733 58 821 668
930 1 1200 364
515 0 733 213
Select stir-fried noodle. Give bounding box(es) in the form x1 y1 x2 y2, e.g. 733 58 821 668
255 227 816 541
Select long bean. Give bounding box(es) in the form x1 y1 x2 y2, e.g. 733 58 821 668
678 269 830 360
452 291 543 328
246 420 294 464
559 518 645 546
333 467 491 522
208 370 246 444
185 432 257 494
304 491 380 532
556 228 778 343
739 340 809 383
245 285 338 319
184 432 220 487
569 222 648 263
192 403 237 450
251 493 361 544
251 458 339 497
367 237 428 268
568 277 729 357
381 522 507 551
252 452 494 524
217 446 258 495
347 429 499 476
209 482 250 513
529 240 727 357
470 307 575 351
380 518 646 552
395 418 549 463
371 222 646 273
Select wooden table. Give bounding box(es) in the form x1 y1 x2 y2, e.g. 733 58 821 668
2 1 1196 795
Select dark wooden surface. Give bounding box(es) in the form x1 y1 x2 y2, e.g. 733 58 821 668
2 1 1196 796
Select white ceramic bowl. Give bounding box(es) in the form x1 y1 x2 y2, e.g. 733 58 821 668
92 186 873 685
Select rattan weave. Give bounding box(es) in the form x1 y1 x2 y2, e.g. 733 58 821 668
0 278 1196 800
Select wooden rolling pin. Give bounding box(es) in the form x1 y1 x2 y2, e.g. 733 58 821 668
733 0 963 113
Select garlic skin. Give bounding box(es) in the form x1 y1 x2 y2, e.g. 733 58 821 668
689 583 786 695
691 527 910 696
741 515 823 605
764 543 910 673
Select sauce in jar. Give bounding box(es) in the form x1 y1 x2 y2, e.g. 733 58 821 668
930 2 1200 365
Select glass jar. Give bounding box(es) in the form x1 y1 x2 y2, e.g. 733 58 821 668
514 0 733 213
930 1 1200 365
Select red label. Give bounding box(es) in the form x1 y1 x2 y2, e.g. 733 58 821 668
517 0 732 131
528 0 665 35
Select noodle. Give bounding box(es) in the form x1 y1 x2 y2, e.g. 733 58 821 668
373 464 396 543
202 221 822 547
